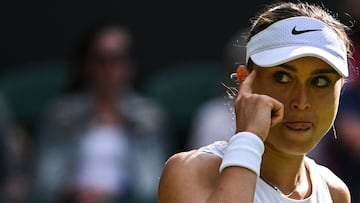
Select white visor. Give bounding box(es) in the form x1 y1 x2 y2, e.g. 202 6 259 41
246 16 348 77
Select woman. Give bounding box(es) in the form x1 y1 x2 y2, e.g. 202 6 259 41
34 23 169 203
158 1 352 202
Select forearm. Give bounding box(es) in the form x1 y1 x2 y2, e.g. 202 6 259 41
206 132 264 203
206 166 257 203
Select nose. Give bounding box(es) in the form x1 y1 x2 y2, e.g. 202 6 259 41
290 84 311 110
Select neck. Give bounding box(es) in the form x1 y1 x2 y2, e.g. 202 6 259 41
260 142 311 199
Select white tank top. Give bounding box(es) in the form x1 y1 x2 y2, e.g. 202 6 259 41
199 141 333 203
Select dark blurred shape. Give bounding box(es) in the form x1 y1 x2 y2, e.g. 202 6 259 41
143 60 223 152
0 93 32 203
187 28 249 149
0 62 68 132
32 22 170 203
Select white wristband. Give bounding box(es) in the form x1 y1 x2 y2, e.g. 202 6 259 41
219 132 264 177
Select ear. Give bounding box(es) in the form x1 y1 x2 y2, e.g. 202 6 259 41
236 65 249 83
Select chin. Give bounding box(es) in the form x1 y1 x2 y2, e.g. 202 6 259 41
265 138 313 157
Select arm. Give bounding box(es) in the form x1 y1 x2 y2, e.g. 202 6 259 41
158 68 284 203
158 150 218 203
207 167 258 203
158 150 258 203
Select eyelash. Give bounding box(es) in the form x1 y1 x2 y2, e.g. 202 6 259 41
273 71 292 84
311 76 330 88
272 71 331 87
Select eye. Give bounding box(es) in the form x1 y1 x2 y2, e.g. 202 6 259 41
273 71 292 83
311 76 330 87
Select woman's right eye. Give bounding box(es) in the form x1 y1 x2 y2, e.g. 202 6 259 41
273 71 292 83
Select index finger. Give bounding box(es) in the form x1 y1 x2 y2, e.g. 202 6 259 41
239 68 256 94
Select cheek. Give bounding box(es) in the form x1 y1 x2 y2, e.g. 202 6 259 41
318 82 342 118
320 92 340 117
313 90 341 136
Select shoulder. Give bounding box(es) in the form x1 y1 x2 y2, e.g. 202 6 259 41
317 165 351 203
165 149 222 171
158 150 221 203
160 150 222 186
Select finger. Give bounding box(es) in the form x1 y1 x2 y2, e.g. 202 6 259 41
239 68 256 94
270 99 284 127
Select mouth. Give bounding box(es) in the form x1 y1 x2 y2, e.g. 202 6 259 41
284 122 313 131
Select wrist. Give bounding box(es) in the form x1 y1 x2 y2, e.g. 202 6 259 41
220 132 265 176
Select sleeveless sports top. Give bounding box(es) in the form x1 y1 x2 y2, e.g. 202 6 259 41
199 141 333 203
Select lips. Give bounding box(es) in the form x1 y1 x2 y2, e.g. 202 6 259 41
284 122 313 130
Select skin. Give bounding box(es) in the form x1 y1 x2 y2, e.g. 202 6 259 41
87 27 133 97
158 57 351 203
73 27 134 202
84 27 134 126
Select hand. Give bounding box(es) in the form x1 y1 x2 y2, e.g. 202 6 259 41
234 66 284 141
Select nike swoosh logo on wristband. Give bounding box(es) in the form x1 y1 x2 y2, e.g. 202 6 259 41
291 26 321 35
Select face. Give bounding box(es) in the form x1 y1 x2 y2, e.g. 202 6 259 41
251 57 344 155
86 27 133 94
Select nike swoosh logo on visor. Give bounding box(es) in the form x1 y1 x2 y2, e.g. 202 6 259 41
291 26 321 35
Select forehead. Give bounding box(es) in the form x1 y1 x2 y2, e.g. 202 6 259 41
254 56 338 75
93 29 131 52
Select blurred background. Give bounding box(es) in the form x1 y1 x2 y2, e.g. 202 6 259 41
2 0 360 202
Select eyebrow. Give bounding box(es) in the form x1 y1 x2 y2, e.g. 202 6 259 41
277 64 339 75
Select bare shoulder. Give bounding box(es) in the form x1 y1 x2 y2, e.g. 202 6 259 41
158 150 222 203
318 165 351 203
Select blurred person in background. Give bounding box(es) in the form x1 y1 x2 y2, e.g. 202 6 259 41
187 28 248 149
0 93 32 203
32 22 170 203
187 96 235 149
